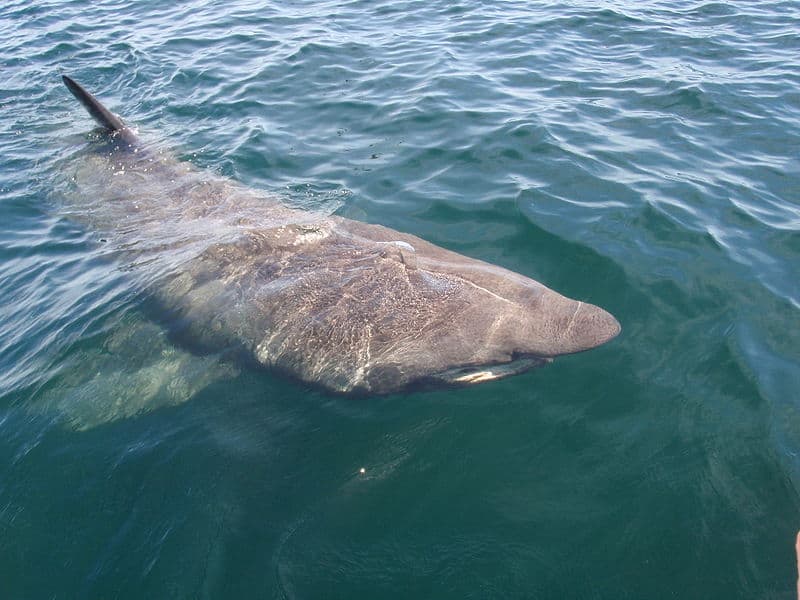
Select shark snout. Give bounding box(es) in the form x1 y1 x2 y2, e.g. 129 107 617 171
508 291 621 358
558 300 621 354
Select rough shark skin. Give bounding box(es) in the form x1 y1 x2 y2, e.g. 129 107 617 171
61 75 620 394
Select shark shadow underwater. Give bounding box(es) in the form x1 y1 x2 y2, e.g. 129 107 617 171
60 75 620 395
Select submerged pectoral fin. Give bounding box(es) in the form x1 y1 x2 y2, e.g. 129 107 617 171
30 312 238 430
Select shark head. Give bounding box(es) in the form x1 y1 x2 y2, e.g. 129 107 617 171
407 275 621 390
316 221 621 392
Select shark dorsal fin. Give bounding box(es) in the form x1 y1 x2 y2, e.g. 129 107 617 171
62 75 137 144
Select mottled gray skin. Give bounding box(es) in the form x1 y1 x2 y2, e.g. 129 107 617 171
61 76 620 394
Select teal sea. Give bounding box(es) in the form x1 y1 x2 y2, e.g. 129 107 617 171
1 1 799 597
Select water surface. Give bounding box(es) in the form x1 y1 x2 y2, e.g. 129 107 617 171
1 1 799 598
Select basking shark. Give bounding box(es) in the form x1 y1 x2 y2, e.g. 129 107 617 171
60 75 620 395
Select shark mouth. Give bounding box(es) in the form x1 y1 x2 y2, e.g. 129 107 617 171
432 356 553 386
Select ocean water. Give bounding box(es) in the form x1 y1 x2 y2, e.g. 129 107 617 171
1 0 799 597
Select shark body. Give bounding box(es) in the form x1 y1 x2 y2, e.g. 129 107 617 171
61 75 620 394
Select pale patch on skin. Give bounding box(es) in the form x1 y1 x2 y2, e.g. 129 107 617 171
451 370 503 384
456 276 519 307
437 357 553 386
564 301 583 338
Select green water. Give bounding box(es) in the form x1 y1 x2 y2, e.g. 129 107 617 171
1 1 799 598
